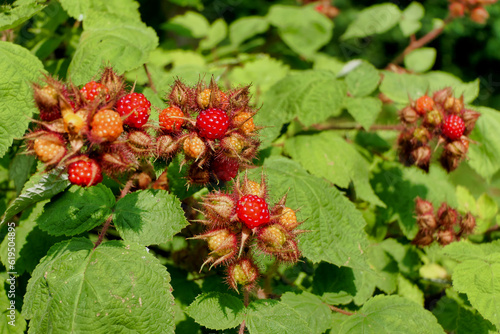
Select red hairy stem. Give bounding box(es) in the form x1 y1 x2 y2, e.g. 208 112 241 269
327 304 355 316
94 215 113 249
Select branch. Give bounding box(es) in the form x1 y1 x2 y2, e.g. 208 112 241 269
143 64 157 94
327 304 355 316
94 215 113 249
391 16 454 65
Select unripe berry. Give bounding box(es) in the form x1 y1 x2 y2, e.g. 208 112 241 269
63 113 85 135
411 145 432 172
258 225 287 249
242 180 262 197
229 258 258 288
415 95 434 115
433 87 453 105
413 127 431 144
470 6 489 24
423 109 444 128
207 229 237 256
221 133 246 157
398 106 419 124
159 106 184 132
169 80 191 108
211 156 239 182
127 131 152 154
449 2 465 17
437 203 459 228
91 109 123 142
80 81 110 102
202 192 236 222
183 134 206 159
415 197 434 216
233 112 255 135
197 88 212 109
188 164 210 185
437 229 455 246
279 207 299 231
156 135 179 158
33 136 66 164
460 212 476 235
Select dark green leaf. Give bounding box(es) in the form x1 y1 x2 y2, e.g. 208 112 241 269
246 299 311 334
185 292 245 330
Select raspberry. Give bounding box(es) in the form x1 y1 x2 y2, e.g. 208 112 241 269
196 108 230 140
258 225 287 248
279 207 299 231
116 92 151 128
233 112 255 135
470 7 489 24
442 115 465 140
68 159 103 187
242 180 261 196
91 109 123 142
34 138 66 164
159 106 184 132
183 134 206 159
80 81 110 102
197 89 211 109
236 194 270 229
212 157 239 182
415 95 434 115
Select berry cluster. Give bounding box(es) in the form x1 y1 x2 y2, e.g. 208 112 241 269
448 0 496 24
155 78 260 185
193 175 303 291
397 88 480 172
27 68 153 186
412 197 476 246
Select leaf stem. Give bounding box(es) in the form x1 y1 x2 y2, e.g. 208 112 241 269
312 123 404 131
94 215 113 249
143 63 157 94
327 304 355 316
238 320 246 334
391 16 454 65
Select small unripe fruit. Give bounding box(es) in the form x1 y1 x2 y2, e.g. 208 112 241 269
398 106 419 124
127 131 152 154
470 6 489 24
233 112 255 135
63 113 85 135
229 258 258 288
437 229 455 246
34 136 66 164
437 203 459 228
159 106 184 132
203 193 236 221
156 135 179 158
449 2 465 17
415 95 434 115
207 229 237 256
460 212 476 234
424 109 444 128
242 180 262 197
91 109 123 142
279 207 299 231
258 225 287 248
415 197 434 216
183 134 206 159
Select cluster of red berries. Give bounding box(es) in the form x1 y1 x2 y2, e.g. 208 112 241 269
412 197 476 246
193 175 303 291
310 0 339 19
449 0 496 24
27 68 154 186
397 87 480 172
155 78 260 186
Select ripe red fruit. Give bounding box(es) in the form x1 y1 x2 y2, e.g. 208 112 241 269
415 95 435 115
470 6 489 24
236 195 270 229
68 159 103 187
196 108 230 140
159 106 184 132
91 109 123 142
80 81 110 102
212 157 239 182
116 92 151 128
442 115 465 140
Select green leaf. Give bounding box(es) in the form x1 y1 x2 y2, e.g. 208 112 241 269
432 296 497 333
284 132 385 207
1 168 70 225
312 263 356 305
397 275 424 306
167 11 210 38
424 71 479 103
9 154 35 195
245 299 311 334
312 54 345 74
280 292 332 334
200 18 227 50
0 275 27 333
257 71 347 148
37 184 115 236
379 71 429 104
247 157 370 270
443 241 500 328
341 4 402 40
468 107 500 181
477 193 498 220
114 189 188 246
0 0 45 30
185 292 245 330
0 42 46 158
339 295 445 333
399 2 424 36
456 185 477 215
404 47 436 73
22 238 175 333
68 11 158 85
345 61 380 97
229 16 269 47
59 0 141 21
267 5 333 58
345 96 383 131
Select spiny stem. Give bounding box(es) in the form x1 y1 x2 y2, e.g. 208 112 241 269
94 215 113 249
143 63 157 94
391 16 454 65
327 304 355 316
119 178 135 199
238 320 246 334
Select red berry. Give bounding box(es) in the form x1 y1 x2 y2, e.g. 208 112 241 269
196 108 230 140
415 95 435 115
80 81 110 102
442 115 465 140
68 159 103 187
159 106 184 132
236 195 270 229
116 93 151 128
212 157 239 182
470 7 489 24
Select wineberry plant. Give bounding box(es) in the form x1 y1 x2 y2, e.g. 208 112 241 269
1 1 500 333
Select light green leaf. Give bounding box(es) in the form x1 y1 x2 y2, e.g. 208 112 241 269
168 11 210 38
280 292 332 334
200 18 227 50
345 96 382 131
339 295 445 333
443 241 500 328
312 54 345 74
229 16 269 47
1 168 70 225
257 71 347 148
399 2 424 36
185 292 245 330
456 185 477 215
379 71 429 104
404 47 436 73
0 42 46 158
246 299 311 334
247 157 370 270
37 184 115 236
267 5 333 58
284 132 385 207
477 193 498 220
68 11 158 85
0 276 27 333
424 71 479 103
23 238 175 333
114 189 188 246
397 275 424 306
59 0 141 21
0 0 45 30
341 4 402 40
345 61 380 97
468 107 500 181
